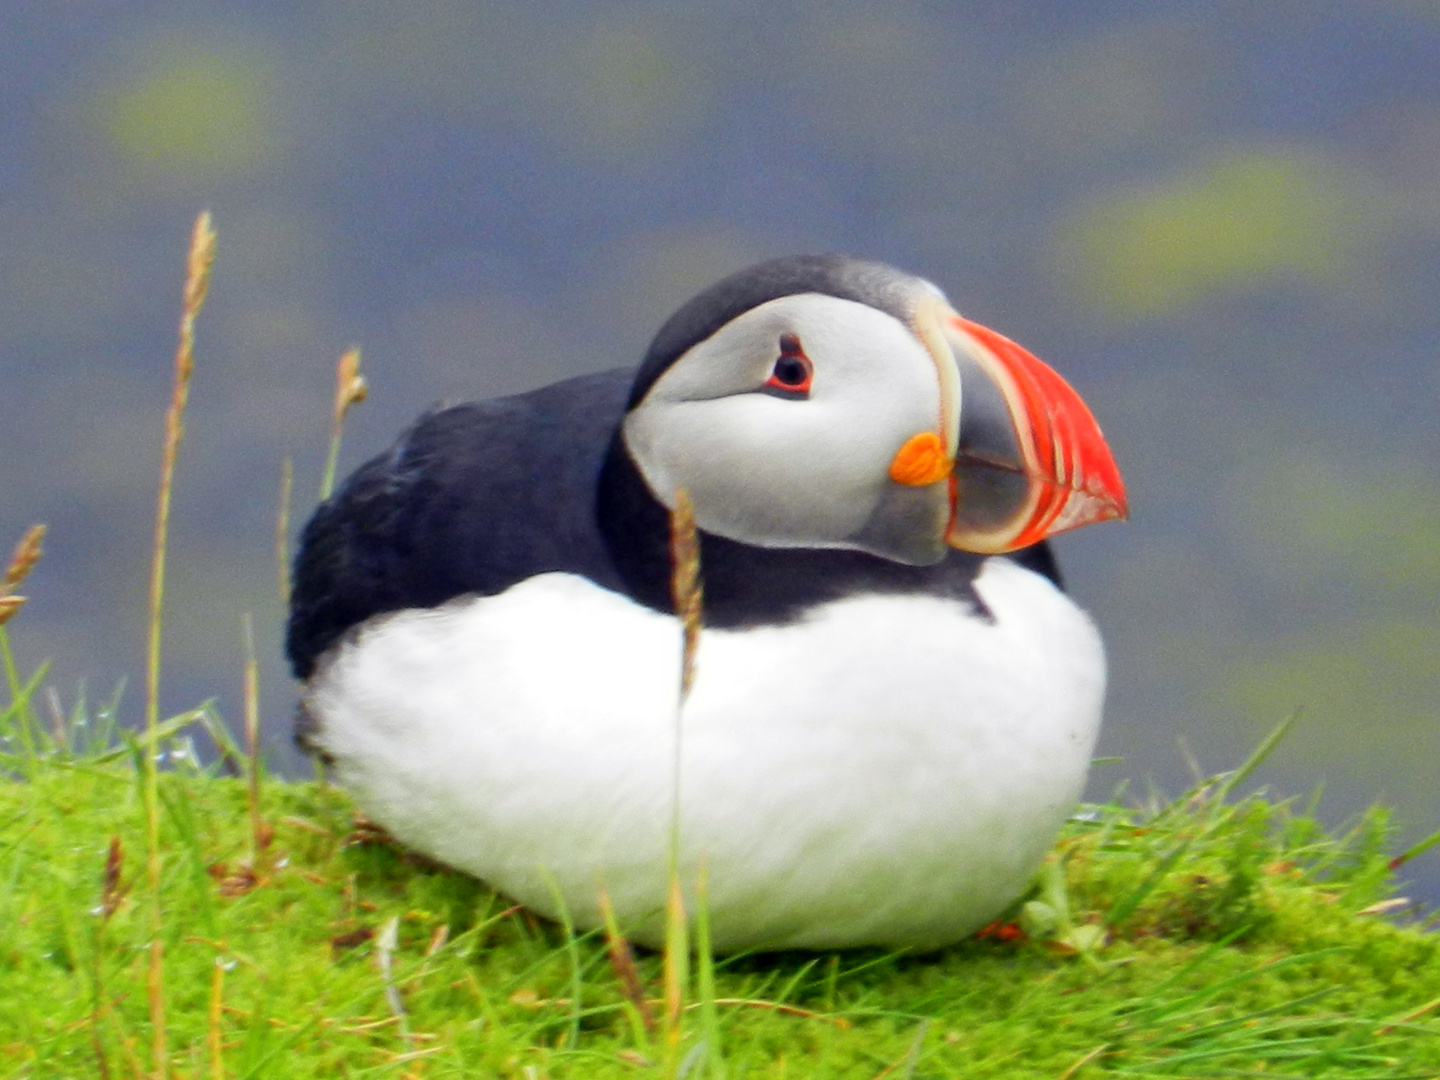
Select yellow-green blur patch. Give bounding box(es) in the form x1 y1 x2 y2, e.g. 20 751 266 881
1187 454 1440 818
534 16 709 160
103 47 277 180
1232 454 1440 597
1054 149 1382 320
1220 618 1440 788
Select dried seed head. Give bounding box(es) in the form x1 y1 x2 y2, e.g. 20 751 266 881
598 884 656 1036
3 524 45 594
100 835 127 920
333 347 368 425
184 211 218 314
668 488 703 701
0 596 25 627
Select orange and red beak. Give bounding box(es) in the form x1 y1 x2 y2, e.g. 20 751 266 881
892 300 1128 555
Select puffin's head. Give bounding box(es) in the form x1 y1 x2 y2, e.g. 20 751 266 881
621 254 1127 565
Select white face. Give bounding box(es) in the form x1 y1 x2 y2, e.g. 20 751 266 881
622 293 958 565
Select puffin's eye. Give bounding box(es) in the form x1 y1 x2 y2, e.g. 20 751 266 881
762 334 813 398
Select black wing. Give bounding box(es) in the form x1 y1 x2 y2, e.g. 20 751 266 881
285 368 634 679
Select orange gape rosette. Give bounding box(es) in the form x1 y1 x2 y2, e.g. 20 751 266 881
888 431 953 487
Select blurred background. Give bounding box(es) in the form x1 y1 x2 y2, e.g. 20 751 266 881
3 3 1438 894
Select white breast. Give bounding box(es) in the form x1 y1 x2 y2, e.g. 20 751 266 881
305 557 1105 951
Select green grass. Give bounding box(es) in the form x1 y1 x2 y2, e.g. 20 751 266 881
3 672 1440 1079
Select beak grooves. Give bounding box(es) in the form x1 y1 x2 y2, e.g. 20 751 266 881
946 316 1128 554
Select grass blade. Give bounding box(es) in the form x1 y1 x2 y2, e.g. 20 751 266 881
1389 823 1440 872
694 861 725 1079
1213 710 1299 804
1104 835 1194 929
664 871 689 1073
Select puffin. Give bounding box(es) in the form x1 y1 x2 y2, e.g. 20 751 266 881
286 254 1127 953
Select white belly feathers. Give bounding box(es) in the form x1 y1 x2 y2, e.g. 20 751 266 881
304 557 1105 951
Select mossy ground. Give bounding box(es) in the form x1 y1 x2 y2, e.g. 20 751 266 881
3 717 1439 1079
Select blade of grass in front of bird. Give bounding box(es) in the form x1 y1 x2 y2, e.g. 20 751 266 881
664 871 689 1074
693 860 726 1079
665 489 703 1076
598 883 655 1046
538 869 585 1050
241 615 269 868
668 487 702 709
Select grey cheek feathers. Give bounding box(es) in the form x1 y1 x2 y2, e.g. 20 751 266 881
621 410 950 563
620 412 853 550
850 484 951 566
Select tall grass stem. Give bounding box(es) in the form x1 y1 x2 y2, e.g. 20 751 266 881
144 209 216 1080
664 489 703 1074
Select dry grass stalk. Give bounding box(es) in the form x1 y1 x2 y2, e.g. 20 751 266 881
101 835 127 920
275 457 293 602
0 523 45 627
663 489 704 1071
333 345 368 423
0 596 24 627
91 835 128 1080
2 523 44 592
597 885 656 1039
702 998 851 1028
144 209 217 1080
667 489 703 704
320 346 366 501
